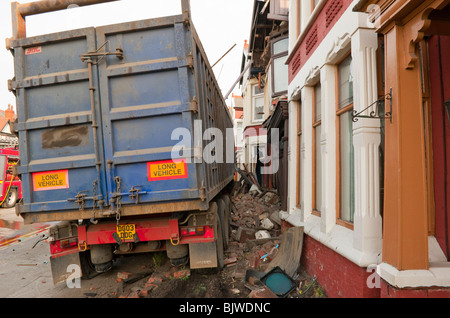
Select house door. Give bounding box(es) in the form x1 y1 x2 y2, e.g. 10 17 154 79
429 35 450 260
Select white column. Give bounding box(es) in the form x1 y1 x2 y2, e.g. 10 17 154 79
289 0 299 52
300 0 313 34
320 64 337 234
300 87 314 221
351 28 383 256
287 99 298 214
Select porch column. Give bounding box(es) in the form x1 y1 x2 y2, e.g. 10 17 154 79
320 64 337 234
351 28 383 258
301 86 314 220
383 23 429 270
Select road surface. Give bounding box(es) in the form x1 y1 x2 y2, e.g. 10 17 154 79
0 207 164 298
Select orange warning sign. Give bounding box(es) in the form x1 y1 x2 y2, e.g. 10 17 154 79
33 170 69 191
147 160 188 181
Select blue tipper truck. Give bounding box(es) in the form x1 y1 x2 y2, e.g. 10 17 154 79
7 0 234 284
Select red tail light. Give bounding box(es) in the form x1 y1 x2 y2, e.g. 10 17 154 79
180 226 209 237
61 237 78 249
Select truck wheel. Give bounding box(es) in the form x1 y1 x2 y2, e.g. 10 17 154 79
166 241 189 266
215 209 225 270
2 188 17 208
79 251 99 279
90 244 113 273
216 198 229 251
219 194 231 249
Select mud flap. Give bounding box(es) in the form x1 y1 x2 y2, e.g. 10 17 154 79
189 242 218 269
50 251 81 285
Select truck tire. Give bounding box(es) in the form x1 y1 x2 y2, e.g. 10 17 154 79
216 197 229 251
90 244 113 273
2 188 17 208
219 194 231 250
79 251 99 280
215 208 225 270
166 241 189 266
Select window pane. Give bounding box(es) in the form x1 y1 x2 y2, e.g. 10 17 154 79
254 85 264 95
314 124 322 212
273 55 288 93
338 55 353 109
254 95 264 121
314 83 321 122
273 38 289 55
339 111 354 222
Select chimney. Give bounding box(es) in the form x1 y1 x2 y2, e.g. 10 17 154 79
5 104 15 122
244 40 249 56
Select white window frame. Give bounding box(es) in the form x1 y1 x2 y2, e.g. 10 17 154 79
252 84 265 123
271 36 289 97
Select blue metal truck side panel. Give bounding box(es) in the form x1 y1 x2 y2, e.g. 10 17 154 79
11 14 234 220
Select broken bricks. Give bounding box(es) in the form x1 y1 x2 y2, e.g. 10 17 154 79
235 227 256 242
231 191 282 242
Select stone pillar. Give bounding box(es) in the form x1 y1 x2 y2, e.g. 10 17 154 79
351 28 383 257
301 86 314 221
320 64 337 234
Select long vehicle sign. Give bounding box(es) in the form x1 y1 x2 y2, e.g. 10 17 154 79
147 160 188 181
32 170 69 191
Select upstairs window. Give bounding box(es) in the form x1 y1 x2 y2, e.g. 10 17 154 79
269 0 289 21
253 84 265 122
271 37 289 97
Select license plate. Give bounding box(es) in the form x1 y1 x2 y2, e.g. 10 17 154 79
116 224 136 241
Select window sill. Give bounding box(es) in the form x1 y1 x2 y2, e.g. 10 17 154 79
377 236 450 288
378 262 450 288
281 211 381 267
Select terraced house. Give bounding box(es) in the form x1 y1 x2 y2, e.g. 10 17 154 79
283 0 450 297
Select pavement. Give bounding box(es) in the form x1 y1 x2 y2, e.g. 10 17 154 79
0 207 55 297
0 207 151 298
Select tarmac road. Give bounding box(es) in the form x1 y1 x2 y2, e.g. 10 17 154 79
0 207 158 298
0 207 55 298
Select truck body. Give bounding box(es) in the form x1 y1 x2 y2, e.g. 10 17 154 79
8 0 234 284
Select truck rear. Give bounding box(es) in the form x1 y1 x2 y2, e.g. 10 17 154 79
7 0 234 284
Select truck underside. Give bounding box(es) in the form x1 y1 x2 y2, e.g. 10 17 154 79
48 194 231 285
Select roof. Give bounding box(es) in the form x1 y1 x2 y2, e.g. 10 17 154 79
0 117 9 132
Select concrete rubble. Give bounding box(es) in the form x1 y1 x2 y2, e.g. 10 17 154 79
112 190 325 298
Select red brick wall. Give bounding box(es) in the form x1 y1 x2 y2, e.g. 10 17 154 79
380 280 450 298
300 234 380 298
280 221 450 298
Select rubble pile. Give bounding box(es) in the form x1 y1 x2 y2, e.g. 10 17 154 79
110 188 327 299
230 190 282 242
222 190 285 296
